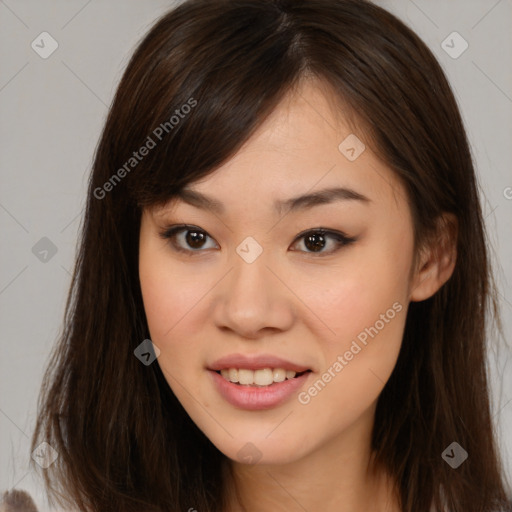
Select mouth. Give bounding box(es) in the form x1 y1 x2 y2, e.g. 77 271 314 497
209 367 312 410
214 368 312 387
207 353 313 409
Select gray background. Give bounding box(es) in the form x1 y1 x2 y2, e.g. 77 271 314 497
0 0 511 509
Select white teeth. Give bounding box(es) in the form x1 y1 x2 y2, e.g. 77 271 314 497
273 368 286 382
238 369 254 385
254 368 273 386
218 367 303 386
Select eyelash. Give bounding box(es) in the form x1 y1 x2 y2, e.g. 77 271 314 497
158 224 357 257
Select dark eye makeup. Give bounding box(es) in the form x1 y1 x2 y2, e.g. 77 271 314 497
158 224 357 257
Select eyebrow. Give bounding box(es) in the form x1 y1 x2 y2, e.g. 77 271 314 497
175 186 371 215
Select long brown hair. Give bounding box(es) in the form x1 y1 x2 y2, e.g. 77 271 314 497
30 0 511 510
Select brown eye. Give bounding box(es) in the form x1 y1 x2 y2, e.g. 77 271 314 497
159 225 219 254
303 232 327 252
159 225 356 257
290 229 356 256
185 230 207 249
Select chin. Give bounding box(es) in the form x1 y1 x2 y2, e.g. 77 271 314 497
208 432 311 466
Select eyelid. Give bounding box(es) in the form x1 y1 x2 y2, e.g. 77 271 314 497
158 224 219 255
289 228 357 256
158 224 357 256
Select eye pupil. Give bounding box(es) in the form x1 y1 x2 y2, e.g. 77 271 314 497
305 233 325 252
186 230 206 248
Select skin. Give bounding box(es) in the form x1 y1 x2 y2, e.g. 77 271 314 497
139 78 457 512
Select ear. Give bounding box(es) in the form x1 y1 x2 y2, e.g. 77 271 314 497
409 213 458 302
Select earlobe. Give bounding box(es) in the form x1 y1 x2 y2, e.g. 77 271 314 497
409 213 458 302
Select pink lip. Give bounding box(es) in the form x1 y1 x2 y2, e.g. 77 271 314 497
209 369 311 410
208 353 311 372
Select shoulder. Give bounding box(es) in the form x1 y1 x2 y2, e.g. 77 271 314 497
1 489 39 512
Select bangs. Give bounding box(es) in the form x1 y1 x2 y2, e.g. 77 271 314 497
104 1 309 210
97 0 372 214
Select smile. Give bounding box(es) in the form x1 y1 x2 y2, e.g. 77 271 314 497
209 369 312 410
207 353 313 410
217 367 308 386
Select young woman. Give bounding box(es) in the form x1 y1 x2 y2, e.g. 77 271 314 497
30 0 511 511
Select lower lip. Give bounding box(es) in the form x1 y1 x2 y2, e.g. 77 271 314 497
208 370 311 410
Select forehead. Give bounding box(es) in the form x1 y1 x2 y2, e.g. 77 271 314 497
153 79 408 218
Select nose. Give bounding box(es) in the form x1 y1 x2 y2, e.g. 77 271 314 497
212 249 295 339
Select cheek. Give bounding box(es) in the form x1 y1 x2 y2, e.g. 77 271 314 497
139 266 203 394
296 242 411 350
294 280 407 436
139 244 205 339
290 228 412 400
138 242 209 371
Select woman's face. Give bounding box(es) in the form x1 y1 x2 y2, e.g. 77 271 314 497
139 79 417 465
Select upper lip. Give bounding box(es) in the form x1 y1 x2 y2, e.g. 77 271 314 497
208 353 311 372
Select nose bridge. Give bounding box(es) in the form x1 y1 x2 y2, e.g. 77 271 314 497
214 238 294 337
